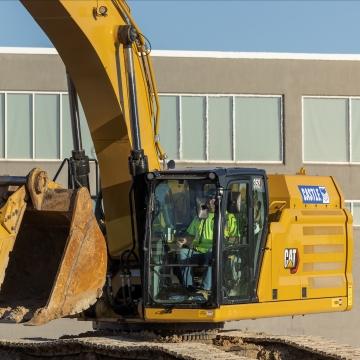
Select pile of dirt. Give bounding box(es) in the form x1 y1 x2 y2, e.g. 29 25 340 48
213 335 331 360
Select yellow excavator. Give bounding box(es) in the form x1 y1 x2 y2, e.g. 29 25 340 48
0 0 352 333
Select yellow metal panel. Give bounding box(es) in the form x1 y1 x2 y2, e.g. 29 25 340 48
269 175 342 210
308 275 345 289
145 297 348 322
304 244 344 253
301 210 344 216
345 209 353 310
256 237 272 301
302 262 343 272
0 186 27 286
303 226 344 235
260 174 351 304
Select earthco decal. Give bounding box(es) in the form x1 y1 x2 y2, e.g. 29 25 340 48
284 248 298 272
298 185 330 204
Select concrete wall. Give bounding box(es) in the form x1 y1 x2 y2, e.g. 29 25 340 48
0 54 67 91
0 51 358 345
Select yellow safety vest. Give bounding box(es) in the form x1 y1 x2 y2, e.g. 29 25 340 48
186 213 238 253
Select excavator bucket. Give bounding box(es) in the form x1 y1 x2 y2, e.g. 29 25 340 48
0 169 107 325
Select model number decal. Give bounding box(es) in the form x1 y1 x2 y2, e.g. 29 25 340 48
253 177 263 191
298 185 330 204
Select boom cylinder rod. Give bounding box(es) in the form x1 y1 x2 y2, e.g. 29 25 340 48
66 72 90 189
66 73 83 152
118 25 148 176
124 44 141 152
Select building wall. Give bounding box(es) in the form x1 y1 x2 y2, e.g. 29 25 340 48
154 55 360 199
2 51 360 198
0 50 359 345
0 54 67 91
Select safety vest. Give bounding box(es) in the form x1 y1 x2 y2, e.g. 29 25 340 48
186 213 238 253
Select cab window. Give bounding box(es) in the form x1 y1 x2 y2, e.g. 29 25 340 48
148 179 217 305
222 181 251 302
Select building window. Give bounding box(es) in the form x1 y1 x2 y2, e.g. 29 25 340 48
157 95 179 160
0 91 94 161
35 94 60 159
0 94 4 158
182 96 206 160
303 96 360 164
61 94 94 159
208 96 232 161
7 93 33 159
235 96 282 161
159 94 283 163
345 200 360 227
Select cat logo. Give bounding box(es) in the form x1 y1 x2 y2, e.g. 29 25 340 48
284 248 298 273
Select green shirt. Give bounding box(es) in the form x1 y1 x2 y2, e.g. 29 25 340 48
186 213 238 253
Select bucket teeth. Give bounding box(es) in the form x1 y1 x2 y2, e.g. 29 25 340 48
0 306 30 323
0 307 11 322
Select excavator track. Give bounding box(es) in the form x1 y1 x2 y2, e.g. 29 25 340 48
0 331 358 359
0 336 242 360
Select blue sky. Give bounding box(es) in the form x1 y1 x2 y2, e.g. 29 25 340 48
2 0 360 53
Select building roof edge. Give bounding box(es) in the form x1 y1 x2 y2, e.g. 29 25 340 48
1 47 360 61
0 47 58 55
151 50 360 61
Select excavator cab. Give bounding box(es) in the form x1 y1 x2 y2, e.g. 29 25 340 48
143 168 352 326
144 168 267 309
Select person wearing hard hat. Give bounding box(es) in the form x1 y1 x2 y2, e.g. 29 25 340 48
176 194 237 298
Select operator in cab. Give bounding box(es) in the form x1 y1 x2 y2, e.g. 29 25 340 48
176 194 238 297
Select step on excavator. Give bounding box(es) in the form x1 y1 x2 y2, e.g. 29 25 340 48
0 0 352 335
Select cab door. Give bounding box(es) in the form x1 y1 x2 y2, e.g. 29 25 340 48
221 176 267 304
221 179 252 303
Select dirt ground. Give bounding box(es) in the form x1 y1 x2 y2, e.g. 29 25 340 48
0 319 92 340
226 312 359 348
0 314 356 350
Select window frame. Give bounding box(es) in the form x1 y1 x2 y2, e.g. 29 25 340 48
345 200 360 227
302 95 360 164
160 93 284 164
144 176 220 308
